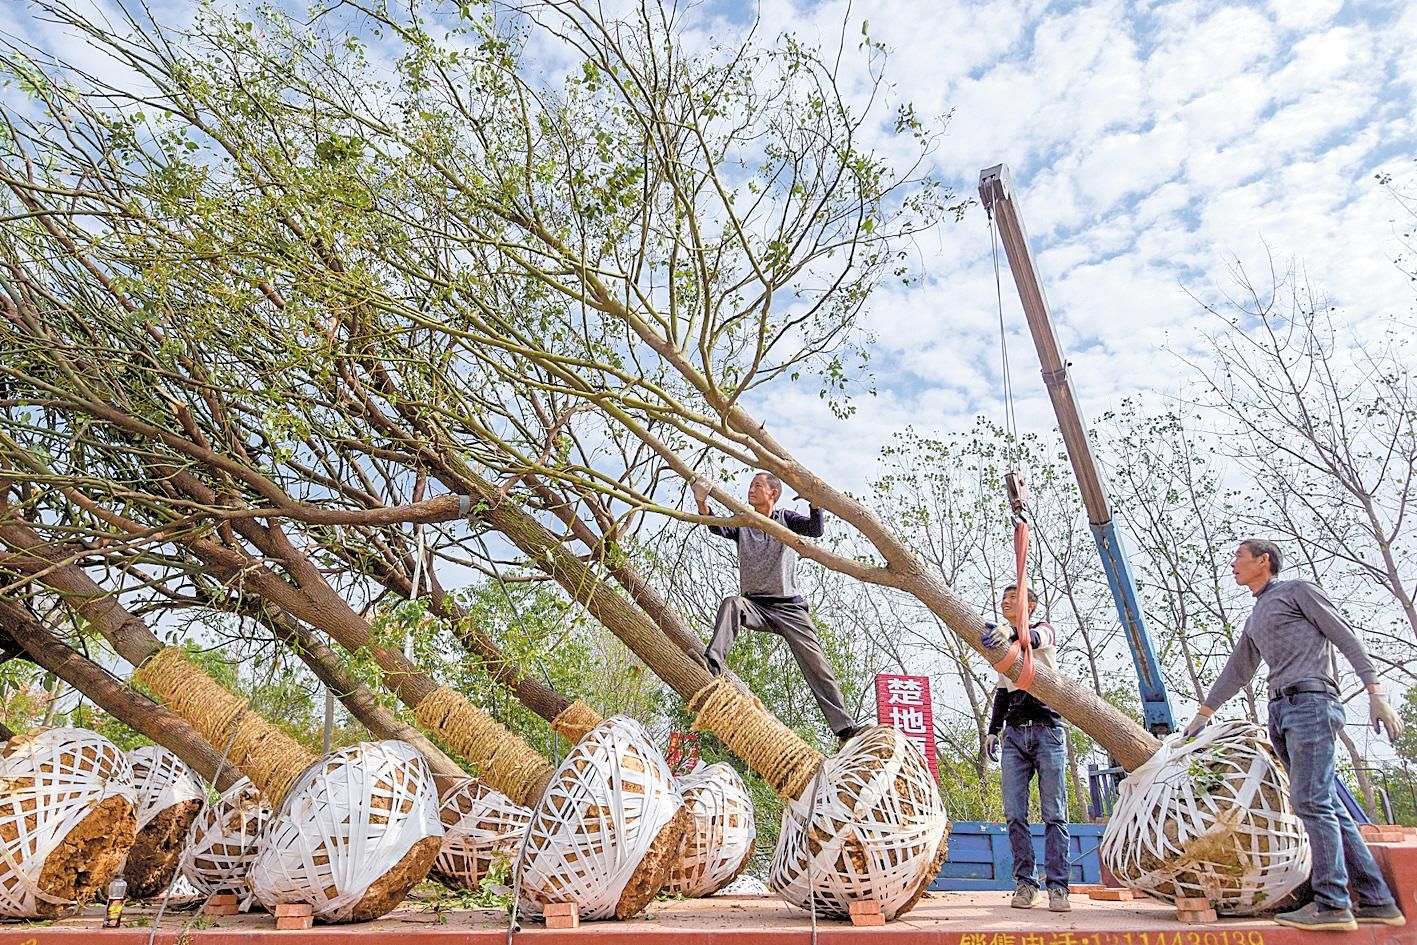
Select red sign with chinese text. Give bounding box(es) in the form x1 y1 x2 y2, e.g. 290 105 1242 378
665 731 700 777
875 673 938 777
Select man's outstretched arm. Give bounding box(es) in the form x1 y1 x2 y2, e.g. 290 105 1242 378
693 478 739 541
782 504 825 538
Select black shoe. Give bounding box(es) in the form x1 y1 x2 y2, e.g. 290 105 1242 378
1274 903 1357 931
836 725 865 744
702 650 722 676
1354 903 1406 927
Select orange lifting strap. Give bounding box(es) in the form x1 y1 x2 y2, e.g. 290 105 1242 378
990 469 1036 690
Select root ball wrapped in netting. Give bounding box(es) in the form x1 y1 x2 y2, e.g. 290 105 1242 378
0 727 138 918
1100 721 1309 915
123 745 206 898
248 741 443 922
769 726 949 921
662 763 756 898
517 716 688 921
180 777 272 897
430 778 531 891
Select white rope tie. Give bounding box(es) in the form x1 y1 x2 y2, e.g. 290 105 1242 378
1100 721 1309 915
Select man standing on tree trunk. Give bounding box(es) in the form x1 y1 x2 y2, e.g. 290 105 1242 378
1184 538 1406 932
984 584 1071 914
693 473 862 744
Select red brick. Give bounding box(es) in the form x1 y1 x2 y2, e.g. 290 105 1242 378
201 903 239 917
1371 842 1417 915
275 916 314 931
545 913 580 930
850 899 885 926
1070 884 1106 894
274 903 313 918
207 894 238 907
1174 898 1210 910
1088 889 1136 901
1176 908 1218 924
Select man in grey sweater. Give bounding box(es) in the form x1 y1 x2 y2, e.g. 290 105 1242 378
1185 538 1405 931
693 472 860 743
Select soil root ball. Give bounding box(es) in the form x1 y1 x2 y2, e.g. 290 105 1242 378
1101 721 1309 916
0 727 138 918
662 763 757 898
516 716 683 921
123 746 206 898
248 741 443 922
180 777 271 897
769 725 949 921
430 779 532 891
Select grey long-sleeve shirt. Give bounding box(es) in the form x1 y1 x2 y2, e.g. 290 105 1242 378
707 506 824 599
1202 579 1380 710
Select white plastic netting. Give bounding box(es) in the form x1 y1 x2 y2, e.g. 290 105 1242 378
1101 721 1309 916
127 746 205 831
247 741 443 922
430 778 531 891
0 727 137 918
180 777 272 897
769 725 949 921
517 716 684 920
662 763 756 898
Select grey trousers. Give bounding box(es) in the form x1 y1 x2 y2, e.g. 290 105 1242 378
705 595 854 734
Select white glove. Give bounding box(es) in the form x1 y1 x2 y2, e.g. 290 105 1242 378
1182 711 1210 740
981 621 1006 650
691 478 712 503
985 733 1000 762
1370 692 1405 743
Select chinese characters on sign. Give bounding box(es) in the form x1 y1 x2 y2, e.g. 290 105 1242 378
875 673 938 777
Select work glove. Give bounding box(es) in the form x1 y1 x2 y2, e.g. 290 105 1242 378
1182 711 1210 741
1370 692 1405 743
691 478 712 503
985 733 1000 762
981 620 1006 650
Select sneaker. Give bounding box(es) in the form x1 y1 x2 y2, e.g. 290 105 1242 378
1011 884 1039 909
1048 888 1071 913
1273 903 1357 931
1354 903 1406 927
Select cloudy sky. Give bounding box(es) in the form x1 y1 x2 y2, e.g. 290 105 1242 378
704 0 1417 492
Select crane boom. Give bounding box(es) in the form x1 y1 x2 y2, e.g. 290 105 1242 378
979 163 1177 736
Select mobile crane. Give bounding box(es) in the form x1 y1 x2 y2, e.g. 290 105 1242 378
978 163 1176 737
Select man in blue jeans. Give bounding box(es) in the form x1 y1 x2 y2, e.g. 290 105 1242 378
1185 538 1406 931
984 584 1070 913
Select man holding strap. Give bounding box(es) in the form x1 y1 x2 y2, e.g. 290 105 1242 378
984 584 1071 913
1185 539 1405 931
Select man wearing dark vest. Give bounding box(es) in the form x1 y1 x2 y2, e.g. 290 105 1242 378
694 472 861 743
1185 538 1405 931
984 584 1070 913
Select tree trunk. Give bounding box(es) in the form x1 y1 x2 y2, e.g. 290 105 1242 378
323 689 335 755
0 598 241 791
